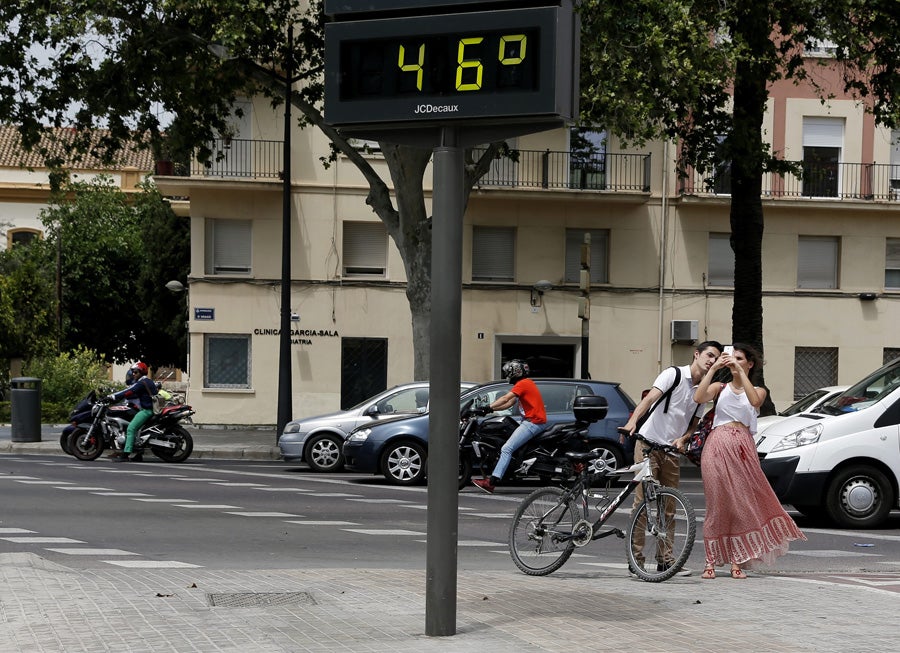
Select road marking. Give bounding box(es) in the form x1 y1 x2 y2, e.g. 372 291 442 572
790 549 881 558
105 560 202 568
347 498 412 504
253 487 312 492
342 529 426 536
224 512 302 517
798 527 900 542
168 477 227 481
285 520 359 526
54 486 114 491
174 504 243 509
0 476 38 480
0 528 36 534
132 498 196 503
466 513 515 519
415 540 504 547
308 492 362 498
15 480 73 484
45 548 138 556
211 482 268 487
90 492 153 497
2 537 85 544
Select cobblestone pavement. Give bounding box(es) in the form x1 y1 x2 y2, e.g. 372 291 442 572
1 551 897 653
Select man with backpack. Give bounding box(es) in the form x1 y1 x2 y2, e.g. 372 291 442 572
620 340 723 575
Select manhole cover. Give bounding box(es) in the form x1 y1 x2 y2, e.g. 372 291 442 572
207 592 317 608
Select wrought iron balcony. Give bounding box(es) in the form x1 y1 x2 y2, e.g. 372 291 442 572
680 160 900 201
153 138 284 179
473 148 652 193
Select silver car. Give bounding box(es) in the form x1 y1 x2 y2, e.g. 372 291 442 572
278 382 475 472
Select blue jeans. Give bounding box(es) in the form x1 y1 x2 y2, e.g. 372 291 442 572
491 420 548 481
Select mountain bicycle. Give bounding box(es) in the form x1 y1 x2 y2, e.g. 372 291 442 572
508 431 696 582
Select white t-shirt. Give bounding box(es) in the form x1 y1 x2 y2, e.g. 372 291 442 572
712 382 759 434
642 365 700 446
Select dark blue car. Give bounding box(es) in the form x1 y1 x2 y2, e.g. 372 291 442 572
342 378 637 485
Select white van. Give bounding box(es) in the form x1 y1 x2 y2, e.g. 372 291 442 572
756 358 900 528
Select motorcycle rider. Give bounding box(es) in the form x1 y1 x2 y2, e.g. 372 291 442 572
472 359 547 494
107 361 156 462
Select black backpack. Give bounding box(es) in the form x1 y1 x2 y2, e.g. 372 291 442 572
636 366 682 430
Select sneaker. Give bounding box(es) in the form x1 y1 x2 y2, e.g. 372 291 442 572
130 453 143 463
472 478 495 494
657 561 692 577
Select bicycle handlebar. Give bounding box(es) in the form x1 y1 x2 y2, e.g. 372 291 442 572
616 428 681 455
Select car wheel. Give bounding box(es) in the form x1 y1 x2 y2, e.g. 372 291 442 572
381 441 427 486
589 443 624 471
825 465 893 528
304 433 345 473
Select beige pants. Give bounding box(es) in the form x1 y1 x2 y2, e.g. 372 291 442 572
629 441 681 565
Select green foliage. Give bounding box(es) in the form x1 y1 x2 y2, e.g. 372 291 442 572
21 346 112 410
0 238 57 361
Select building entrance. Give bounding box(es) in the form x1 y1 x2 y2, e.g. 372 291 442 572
500 342 576 378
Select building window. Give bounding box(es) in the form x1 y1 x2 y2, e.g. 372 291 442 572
802 117 843 198
342 221 387 277
794 347 838 400
564 229 609 284
708 233 734 287
805 38 838 58
341 337 388 409
472 226 515 282
7 228 41 248
204 334 251 389
569 128 606 190
884 348 900 365
205 219 251 275
797 236 839 289
886 238 900 289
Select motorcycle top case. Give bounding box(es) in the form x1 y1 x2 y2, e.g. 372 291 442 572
573 395 608 423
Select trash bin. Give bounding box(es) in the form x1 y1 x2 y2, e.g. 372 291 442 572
10 377 42 442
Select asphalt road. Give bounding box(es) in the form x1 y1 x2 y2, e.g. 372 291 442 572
2 452 900 575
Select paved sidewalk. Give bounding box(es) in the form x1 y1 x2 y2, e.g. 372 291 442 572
0 423 282 460
0 552 896 652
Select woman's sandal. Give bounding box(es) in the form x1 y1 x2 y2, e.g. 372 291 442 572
701 566 716 579
730 567 747 579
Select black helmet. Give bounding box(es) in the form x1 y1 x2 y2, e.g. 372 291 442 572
502 359 530 383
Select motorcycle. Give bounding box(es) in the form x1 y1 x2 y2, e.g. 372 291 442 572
458 394 609 490
66 392 195 463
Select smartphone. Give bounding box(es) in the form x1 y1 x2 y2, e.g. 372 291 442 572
724 345 734 356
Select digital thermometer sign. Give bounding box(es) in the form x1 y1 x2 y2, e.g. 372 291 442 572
324 5 577 128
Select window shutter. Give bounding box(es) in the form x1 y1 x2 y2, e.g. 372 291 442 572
564 229 609 283
343 222 387 275
802 117 844 148
798 236 838 289
211 220 251 274
472 227 515 281
707 233 734 287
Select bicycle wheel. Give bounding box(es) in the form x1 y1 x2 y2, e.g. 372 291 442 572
509 486 580 576
625 486 696 582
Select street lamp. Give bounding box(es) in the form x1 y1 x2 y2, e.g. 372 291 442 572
165 280 190 379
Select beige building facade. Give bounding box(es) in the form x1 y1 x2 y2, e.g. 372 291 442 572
157 75 900 426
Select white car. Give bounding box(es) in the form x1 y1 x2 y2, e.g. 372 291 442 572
755 386 848 437
756 359 900 528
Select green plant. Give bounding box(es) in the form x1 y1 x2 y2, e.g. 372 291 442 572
22 347 114 410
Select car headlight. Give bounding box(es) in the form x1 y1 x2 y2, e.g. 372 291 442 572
282 422 301 434
348 428 371 442
770 423 823 452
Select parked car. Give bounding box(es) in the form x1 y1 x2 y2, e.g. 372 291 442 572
755 385 848 436
342 378 637 485
278 382 476 471
756 358 900 528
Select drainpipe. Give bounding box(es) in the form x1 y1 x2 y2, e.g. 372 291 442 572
657 139 671 374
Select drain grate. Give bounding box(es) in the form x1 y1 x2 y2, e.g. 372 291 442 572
207 592 317 608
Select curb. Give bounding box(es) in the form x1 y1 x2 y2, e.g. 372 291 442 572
0 440 282 461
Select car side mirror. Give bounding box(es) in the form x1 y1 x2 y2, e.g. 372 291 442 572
364 405 380 416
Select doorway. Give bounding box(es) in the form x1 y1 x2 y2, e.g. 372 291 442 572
500 341 577 378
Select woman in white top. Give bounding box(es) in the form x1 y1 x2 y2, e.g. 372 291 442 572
689 343 806 580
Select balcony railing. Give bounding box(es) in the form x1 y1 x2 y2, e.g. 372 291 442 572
681 160 900 201
180 138 284 179
473 148 652 193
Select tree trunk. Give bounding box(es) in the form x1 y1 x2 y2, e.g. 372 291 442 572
729 3 777 415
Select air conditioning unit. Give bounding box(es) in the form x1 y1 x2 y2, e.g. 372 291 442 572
671 319 699 342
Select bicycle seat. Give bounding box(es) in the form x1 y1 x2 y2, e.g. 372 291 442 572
564 450 602 463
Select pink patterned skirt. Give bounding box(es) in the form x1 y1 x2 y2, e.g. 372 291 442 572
701 423 806 567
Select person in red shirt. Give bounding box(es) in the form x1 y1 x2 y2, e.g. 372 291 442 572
473 360 547 494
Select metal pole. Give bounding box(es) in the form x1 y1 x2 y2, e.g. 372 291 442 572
426 127 463 637
276 29 293 441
